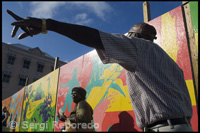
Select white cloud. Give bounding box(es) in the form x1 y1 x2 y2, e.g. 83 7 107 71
30 2 113 21
30 2 65 18
69 2 113 21
73 13 93 25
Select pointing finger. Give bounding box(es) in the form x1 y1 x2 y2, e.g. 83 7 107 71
20 26 33 37
11 21 31 27
18 32 29 40
7 9 23 21
11 26 19 37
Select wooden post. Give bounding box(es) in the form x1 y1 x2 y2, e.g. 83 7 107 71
54 57 59 70
143 1 151 22
25 77 29 86
182 2 198 101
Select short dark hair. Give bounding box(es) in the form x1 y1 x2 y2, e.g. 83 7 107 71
2 106 7 110
128 22 157 41
72 87 87 100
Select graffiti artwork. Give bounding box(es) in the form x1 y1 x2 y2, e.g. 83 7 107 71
19 69 59 132
2 96 12 128
8 87 25 131
54 51 140 131
2 2 198 132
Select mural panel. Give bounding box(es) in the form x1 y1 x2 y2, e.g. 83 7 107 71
83 51 139 131
55 50 140 131
19 69 59 132
2 96 12 128
54 56 85 131
9 87 25 131
2 3 197 132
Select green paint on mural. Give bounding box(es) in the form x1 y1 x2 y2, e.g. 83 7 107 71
189 1 198 34
61 67 80 112
20 78 56 132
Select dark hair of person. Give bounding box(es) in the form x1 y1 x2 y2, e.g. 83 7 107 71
72 87 87 100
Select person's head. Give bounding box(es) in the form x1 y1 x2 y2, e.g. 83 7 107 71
71 87 87 103
127 22 157 42
2 106 7 112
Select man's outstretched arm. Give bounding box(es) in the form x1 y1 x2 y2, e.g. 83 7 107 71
46 19 104 49
7 9 104 50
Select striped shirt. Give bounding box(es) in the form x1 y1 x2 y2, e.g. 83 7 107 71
96 31 193 129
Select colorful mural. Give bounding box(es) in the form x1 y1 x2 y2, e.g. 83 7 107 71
55 56 85 131
19 69 59 132
2 2 198 132
8 87 25 131
2 96 12 127
54 51 138 131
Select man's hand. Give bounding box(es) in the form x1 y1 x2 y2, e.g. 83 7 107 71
7 9 43 40
57 112 67 122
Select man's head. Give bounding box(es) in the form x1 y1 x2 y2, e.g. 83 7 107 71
2 106 7 112
127 22 157 42
71 87 87 103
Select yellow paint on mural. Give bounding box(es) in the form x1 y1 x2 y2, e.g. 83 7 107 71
28 128 32 132
16 116 22 132
87 64 124 110
185 80 196 106
26 98 44 119
161 12 179 62
106 79 133 112
51 96 56 107
195 33 198 51
10 106 14 113
87 81 112 110
12 98 14 105
100 64 123 80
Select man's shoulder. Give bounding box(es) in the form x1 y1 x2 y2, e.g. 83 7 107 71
78 100 88 105
78 100 92 109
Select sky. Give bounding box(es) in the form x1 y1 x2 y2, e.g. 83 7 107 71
2 1 183 63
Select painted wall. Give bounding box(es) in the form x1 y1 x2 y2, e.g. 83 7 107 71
2 96 12 127
2 3 198 132
19 69 59 132
54 51 139 132
8 87 25 131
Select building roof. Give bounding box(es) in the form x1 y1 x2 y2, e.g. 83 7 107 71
11 43 54 59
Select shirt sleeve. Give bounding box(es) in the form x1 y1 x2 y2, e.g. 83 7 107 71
96 31 139 70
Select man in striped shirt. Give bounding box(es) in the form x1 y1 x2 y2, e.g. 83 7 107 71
8 10 193 132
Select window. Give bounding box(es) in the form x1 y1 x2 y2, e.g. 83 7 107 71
19 78 26 86
23 60 31 69
2 74 11 83
7 56 15 65
37 64 44 73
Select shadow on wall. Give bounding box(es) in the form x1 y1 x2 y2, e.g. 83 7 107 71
107 111 139 132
